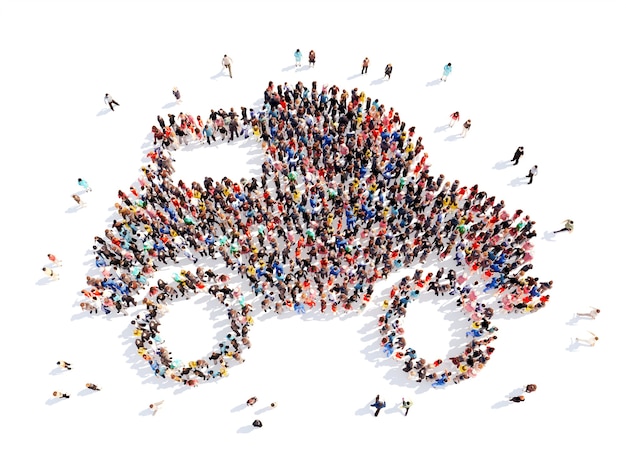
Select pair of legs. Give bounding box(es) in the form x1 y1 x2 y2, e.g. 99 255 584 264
108 100 119 111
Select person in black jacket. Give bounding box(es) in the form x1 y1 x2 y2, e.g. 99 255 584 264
384 63 393 79
511 146 524 165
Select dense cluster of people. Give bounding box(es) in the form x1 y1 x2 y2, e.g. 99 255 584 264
80 79 552 387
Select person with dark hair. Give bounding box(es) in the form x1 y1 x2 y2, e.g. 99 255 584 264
370 394 386 416
104 93 120 111
172 87 181 103
247 396 258 406
362 57 369 74
57 360 71 370
86 383 101 391
460 119 471 137
252 419 263 428
53 391 70 399
441 62 452 81
511 146 524 165
577 307 600 319
308 50 316 68
553 219 573 233
294 49 302 67
510 395 525 403
525 384 537 393
400 398 413 416
384 63 393 80
449 111 460 127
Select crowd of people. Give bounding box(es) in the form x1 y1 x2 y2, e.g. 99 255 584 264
78 78 553 388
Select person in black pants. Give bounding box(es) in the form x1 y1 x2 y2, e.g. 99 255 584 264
511 146 524 165
104 93 120 111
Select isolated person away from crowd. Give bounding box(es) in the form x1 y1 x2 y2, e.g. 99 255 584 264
526 165 538 184
553 219 574 234
150 400 164 415
449 111 460 127
384 63 393 79
400 398 413 416
511 146 524 165
172 87 181 103
362 57 369 74
43 266 59 280
577 307 600 319
370 394 386 416
104 93 119 111
47 253 62 267
510 395 525 403
294 49 302 67
441 62 452 81
222 55 233 77
57 360 71 370
308 50 316 67
78 178 92 192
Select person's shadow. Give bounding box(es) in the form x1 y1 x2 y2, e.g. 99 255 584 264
542 231 557 242
347 73 362 80
96 108 110 117
493 160 512 170
444 134 461 142
210 69 228 80
434 125 448 133
162 102 177 109
237 424 255 433
426 79 441 87
281 65 296 72
370 78 385 85
509 176 528 187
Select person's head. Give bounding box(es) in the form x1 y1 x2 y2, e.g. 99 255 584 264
448 62 452 66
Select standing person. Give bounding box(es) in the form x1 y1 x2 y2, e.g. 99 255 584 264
47 253 62 267
384 63 393 80
172 87 181 103
509 395 525 403
150 400 164 415
294 49 302 67
78 178 92 192
222 54 233 78
43 266 60 280
86 383 101 391
308 50 316 68
252 419 263 428
53 391 70 399
362 57 369 74
370 394 386 417
441 62 452 81
577 307 600 319
460 119 471 137
449 111 460 127
525 384 537 393
400 398 413 416
553 219 574 234
511 146 524 165
526 165 538 184
576 331 599 346
246 396 258 406
104 93 120 111
57 360 72 370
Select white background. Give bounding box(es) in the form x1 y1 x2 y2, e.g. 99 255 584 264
1 1 623 468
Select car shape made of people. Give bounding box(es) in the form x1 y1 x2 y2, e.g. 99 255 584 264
80 80 550 388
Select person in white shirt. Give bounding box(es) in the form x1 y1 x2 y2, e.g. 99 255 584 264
222 54 233 78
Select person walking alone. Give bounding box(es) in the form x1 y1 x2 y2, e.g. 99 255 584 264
78 178 92 192
57 360 71 370
222 55 233 78
553 219 573 234
511 146 524 165
370 394 386 417
172 87 181 103
308 50 316 68
150 400 164 415
104 93 120 111
384 63 393 80
362 57 369 74
526 165 538 184
400 398 413 416
441 62 452 81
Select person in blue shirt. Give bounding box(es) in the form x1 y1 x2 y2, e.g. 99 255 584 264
78 178 92 192
441 62 452 81
294 49 302 67
370 394 386 417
